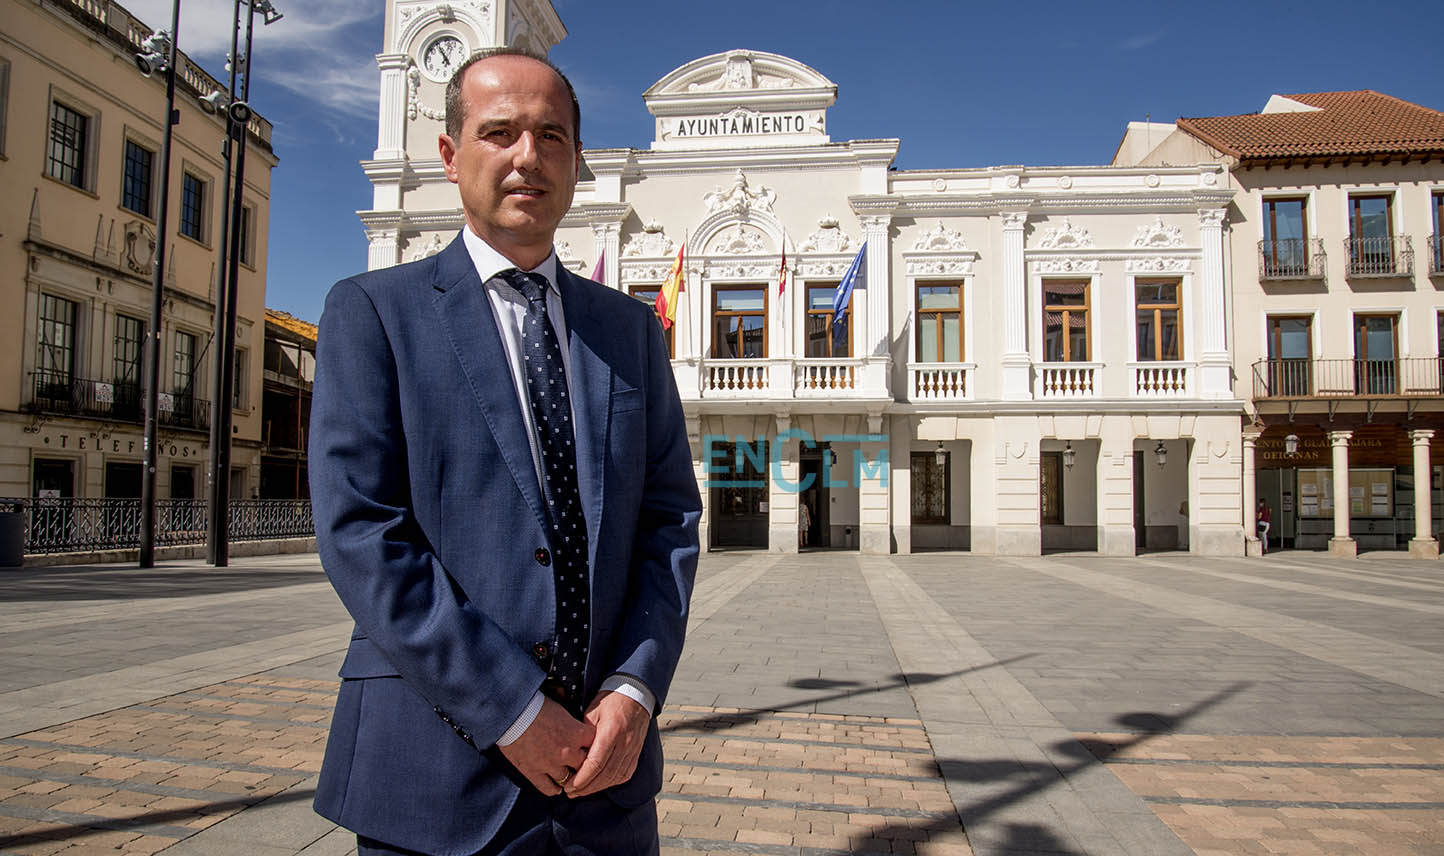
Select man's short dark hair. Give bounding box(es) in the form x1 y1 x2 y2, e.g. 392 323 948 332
444 47 581 146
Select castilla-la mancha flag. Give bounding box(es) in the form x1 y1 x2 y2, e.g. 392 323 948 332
655 243 685 330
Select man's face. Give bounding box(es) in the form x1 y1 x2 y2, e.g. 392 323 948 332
439 55 580 267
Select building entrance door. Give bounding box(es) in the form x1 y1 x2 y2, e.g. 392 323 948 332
709 440 769 548
798 450 829 548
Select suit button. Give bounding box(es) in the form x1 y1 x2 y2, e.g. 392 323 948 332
533 642 549 662
535 548 551 566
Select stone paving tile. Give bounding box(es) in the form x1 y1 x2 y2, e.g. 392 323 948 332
1081 732 1444 856
657 706 972 855
0 675 334 855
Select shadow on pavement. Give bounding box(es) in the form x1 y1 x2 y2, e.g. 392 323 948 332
0 787 316 848
661 655 1038 735
0 566 322 601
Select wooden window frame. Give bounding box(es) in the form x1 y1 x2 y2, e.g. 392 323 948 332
909 451 950 525
1042 280 1091 363
47 99 89 189
805 282 852 358
121 138 155 218
627 285 675 358
1266 314 1314 397
1349 193 1394 238
1134 279 1183 362
711 284 768 359
914 282 963 363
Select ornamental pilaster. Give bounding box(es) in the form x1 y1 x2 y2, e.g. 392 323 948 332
367 228 400 272
589 221 621 288
1000 211 1030 400
375 54 409 160
859 214 891 358
1197 207 1230 399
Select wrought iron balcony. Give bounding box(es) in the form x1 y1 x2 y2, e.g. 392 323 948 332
1430 234 1443 276
1345 235 1413 277
158 392 211 432
1252 357 1442 399
27 372 143 422
1258 238 1325 280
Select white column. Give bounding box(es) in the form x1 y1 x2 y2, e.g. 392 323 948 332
589 221 620 288
1409 430 1438 559
374 54 409 160
1000 212 1031 399
689 416 710 553
769 415 798 553
367 228 399 272
860 215 891 358
859 412 891 553
1197 207 1231 399
1242 431 1261 556
1329 430 1356 557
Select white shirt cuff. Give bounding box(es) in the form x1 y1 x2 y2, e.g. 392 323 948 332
600 674 656 714
496 690 545 746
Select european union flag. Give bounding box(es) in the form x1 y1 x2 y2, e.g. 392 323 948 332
833 242 866 332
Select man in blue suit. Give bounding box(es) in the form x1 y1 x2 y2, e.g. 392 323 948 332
308 47 701 855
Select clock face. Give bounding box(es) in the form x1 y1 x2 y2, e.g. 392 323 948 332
422 36 466 83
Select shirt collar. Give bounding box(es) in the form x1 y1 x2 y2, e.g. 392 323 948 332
461 226 559 292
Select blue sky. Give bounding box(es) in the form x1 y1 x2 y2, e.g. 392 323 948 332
125 0 1443 325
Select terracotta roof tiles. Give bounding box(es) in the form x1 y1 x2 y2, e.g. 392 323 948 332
1176 90 1444 164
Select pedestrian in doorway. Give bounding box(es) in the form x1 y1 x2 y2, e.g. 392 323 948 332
1257 498 1271 554
799 500 812 549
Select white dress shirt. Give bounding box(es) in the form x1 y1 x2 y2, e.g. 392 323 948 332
459 228 655 745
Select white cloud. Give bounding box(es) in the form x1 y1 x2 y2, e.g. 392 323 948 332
119 0 381 121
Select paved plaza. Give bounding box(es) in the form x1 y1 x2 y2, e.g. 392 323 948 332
0 549 1439 855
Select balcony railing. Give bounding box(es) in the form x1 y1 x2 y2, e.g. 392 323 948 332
1036 362 1101 399
1252 358 1443 399
1430 234 1443 276
27 371 209 431
1129 362 1194 398
908 363 974 401
1259 238 1326 280
794 358 861 397
1 497 313 555
704 360 772 396
1345 235 1413 277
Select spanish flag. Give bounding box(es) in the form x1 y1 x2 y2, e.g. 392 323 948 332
656 242 685 330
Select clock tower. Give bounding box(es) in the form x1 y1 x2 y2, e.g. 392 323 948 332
362 0 566 271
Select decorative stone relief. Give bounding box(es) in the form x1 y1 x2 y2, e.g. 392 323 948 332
1198 208 1227 227
708 261 777 279
708 224 767 256
799 216 852 253
1132 216 1185 248
906 259 975 276
1057 175 1073 189
406 65 445 121
123 220 156 276
685 51 796 92
399 0 489 26
1001 212 1028 230
911 222 968 252
702 170 776 215
1035 218 1094 249
798 259 855 278
622 221 677 257
621 263 673 284
406 232 446 262
1031 257 1099 273
555 240 577 262
1125 257 1191 273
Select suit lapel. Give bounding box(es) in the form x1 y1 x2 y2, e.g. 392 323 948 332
555 266 610 565
430 236 549 536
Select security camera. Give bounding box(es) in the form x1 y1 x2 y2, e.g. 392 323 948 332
227 100 252 125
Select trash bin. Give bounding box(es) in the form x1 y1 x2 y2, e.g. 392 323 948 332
0 509 24 567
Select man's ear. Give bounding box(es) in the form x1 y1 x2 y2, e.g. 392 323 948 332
439 134 459 183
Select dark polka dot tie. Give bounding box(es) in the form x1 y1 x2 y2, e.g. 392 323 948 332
500 268 590 715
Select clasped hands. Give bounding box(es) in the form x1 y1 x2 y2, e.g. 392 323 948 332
497 690 650 798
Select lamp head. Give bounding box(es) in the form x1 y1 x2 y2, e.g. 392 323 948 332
1063 441 1076 469
227 100 252 125
1154 440 1168 467
198 91 226 115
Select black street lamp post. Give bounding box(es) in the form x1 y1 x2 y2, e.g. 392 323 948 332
207 0 280 566
137 1 182 569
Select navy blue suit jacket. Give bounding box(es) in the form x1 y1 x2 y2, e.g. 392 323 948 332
308 235 701 854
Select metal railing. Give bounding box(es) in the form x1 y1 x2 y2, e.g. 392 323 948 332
27 372 208 430
0 498 313 555
1251 357 1443 399
1430 234 1443 276
1258 238 1326 280
1345 235 1413 277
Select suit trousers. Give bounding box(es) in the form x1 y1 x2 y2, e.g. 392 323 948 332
355 791 660 856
